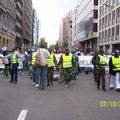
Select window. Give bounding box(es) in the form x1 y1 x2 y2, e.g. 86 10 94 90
102 17 104 29
102 31 104 40
117 0 120 5
116 25 119 36
116 8 120 23
99 32 101 40
99 19 102 30
105 16 107 28
108 13 111 26
112 27 115 37
94 0 98 5
105 30 107 39
94 10 98 19
108 28 111 38
112 11 115 25
93 23 97 32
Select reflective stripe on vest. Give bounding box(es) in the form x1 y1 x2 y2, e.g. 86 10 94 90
11 52 17 64
62 53 72 68
112 56 120 71
98 55 106 68
31 52 36 65
47 53 54 67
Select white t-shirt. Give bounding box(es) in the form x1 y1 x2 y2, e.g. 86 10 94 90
36 48 51 66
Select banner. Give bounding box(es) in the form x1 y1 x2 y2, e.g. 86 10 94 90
78 55 93 68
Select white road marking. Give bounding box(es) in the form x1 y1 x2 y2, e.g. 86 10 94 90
17 109 28 120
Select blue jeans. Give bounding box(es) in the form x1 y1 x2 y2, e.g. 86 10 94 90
32 65 36 83
35 68 40 84
38 66 47 89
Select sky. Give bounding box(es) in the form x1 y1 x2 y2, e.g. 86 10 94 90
32 0 76 45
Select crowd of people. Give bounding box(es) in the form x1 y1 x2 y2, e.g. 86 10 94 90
0 45 120 92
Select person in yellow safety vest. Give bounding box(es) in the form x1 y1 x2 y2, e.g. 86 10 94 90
30 50 38 86
110 50 120 92
47 50 56 86
96 49 107 91
108 52 116 90
58 48 74 88
9 48 24 84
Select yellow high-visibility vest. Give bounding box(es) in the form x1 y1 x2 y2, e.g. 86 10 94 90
47 53 54 67
11 51 18 64
62 53 72 68
98 55 106 68
31 52 36 65
112 56 120 71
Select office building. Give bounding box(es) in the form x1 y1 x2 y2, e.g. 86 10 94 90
32 8 39 46
98 0 120 53
22 0 32 48
16 0 23 48
76 0 98 51
0 0 16 49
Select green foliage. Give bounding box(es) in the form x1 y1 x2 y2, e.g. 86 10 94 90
49 44 55 52
39 37 48 48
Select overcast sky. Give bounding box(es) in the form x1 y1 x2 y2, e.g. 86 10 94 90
32 0 76 45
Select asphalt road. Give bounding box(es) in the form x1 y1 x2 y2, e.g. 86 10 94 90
0 72 120 120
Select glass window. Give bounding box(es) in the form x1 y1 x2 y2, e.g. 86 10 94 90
116 25 119 36
112 11 115 25
102 17 104 29
105 30 107 39
117 0 120 5
116 8 120 23
105 16 107 28
102 31 104 40
99 19 102 30
112 27 115 37
94 10 98 19
108 28 111 38
94 0 98 5
108 13 111 26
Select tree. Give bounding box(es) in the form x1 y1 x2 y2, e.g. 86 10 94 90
54 42 59 52
39 37 48 49
49 44 55 52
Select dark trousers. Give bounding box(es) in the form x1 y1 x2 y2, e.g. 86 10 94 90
47 67 54 86
97 69 106 89
93 66 97 82
11 63 18 82
4 63 11 77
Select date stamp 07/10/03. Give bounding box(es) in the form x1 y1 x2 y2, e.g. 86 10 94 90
99 101 120 108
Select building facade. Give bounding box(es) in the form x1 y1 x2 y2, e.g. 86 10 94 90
58 20 64 48
16 0 23 48
0 0 16 49
32 8 39 46
98 0 120 54
76 0 98 52
72 6 77 49
22 0 32 48
62 10 73 50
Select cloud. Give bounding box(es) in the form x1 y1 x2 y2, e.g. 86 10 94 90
32 0 76 45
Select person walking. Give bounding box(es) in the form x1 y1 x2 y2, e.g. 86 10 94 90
96 49 107 91
109 52 116 90
92 51 98 82
47 50 56 86
110 50 120 92
9 48 24 84
35 44 51 90
58 48 74 88
72 51 79 80
30 49 37 86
